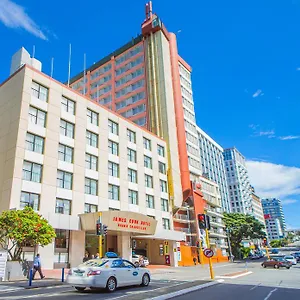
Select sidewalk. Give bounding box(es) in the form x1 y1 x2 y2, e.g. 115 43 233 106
0 278 64 290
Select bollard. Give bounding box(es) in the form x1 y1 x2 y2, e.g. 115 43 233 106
245 261 248 271
61 267 65 282
28 269 33 287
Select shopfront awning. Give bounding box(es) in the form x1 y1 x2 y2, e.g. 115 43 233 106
79 211 157 235
135 228 186 242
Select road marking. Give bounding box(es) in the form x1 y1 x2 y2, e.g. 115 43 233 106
216 271 253 279
250 283 261 290
264 288 278 300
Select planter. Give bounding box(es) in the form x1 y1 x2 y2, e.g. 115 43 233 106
5 261 32 281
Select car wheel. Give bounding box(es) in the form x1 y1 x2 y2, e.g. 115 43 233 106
286 267 291 269
75 287 86 292
263 264 266 268
106 277 117 293
141 273 150 286
274 265 279 269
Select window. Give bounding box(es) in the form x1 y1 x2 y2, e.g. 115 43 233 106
29 106 46 127
109 184 120 200
159 162 166 174
143 138 151 150
55 199 71 215
128 190 138 205
162 218 171 230
22 161 42 183
108 120 118 135
144 155 152 169
160 180 168 193
20 192 40 211
146 194 154 209
145 174 153 188
87 109 99 126
161 198 169 212
25 133 44 154
57 170 73 190
127 129 136 143
58 144 73 163
157 145 165 157
61 97 75 115
127 148 137 163
60 120 75 138
31 81 48 101
86 130 98 148
85 178 98 195
128 168 137 183
54 229 70 265
84 203 98 213
85 153 98 171
108 161 119 177
108 140 119 155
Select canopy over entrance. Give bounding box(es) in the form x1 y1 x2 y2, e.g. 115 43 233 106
79 211 157 235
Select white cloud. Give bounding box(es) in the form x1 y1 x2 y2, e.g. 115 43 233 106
281 199 298 205
258 130 275 137
252 89 263 98
246 160 300 200
279 135 300 141
0 0 46 40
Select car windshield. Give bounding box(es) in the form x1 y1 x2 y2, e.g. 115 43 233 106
275 258 284 261
285 256 294 259
79 259 109 267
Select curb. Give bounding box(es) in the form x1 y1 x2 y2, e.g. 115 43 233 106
149 280 220 300
24 283 64 289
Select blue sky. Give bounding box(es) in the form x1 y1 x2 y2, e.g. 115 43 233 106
0 0 300 228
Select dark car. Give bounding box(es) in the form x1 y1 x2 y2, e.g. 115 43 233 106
271 249 279 254
291 252 300 262
262 257 292 269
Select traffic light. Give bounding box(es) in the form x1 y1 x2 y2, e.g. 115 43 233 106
197 214 211 230
96 222 102 236
262 237 268 247
102 224 108 236
196 241 200 248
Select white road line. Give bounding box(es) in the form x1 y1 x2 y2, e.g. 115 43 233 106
264 288 278 300
250 283 261 290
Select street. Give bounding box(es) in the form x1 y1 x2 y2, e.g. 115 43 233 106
0 260 299 299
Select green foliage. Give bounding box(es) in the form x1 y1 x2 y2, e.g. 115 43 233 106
240 247 251 259
270 238 289 248
0 207 56 260
223 213 265 257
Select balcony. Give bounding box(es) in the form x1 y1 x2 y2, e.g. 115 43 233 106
209 229 227 238
209 220 225 228
205 206 223 217
173 213 195 223
174 227 197 235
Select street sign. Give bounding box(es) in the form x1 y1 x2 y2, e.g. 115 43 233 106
203 248 214 258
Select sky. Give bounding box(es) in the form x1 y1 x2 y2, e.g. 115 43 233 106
0 0 300 228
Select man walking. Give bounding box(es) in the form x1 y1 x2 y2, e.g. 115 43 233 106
33 254 45 279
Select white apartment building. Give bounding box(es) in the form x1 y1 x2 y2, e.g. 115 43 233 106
200 177 228 256
0 64 185 269
250 186 266 227
197 126 231 213
179 63 202 178
223 148 253 214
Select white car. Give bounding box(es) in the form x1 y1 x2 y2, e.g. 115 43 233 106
284 255 297 265
132 255 150 267
66 258 151 292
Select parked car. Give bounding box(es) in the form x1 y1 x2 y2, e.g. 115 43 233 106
261 257 292 269
271 249 279 254
132 255 149 267
284 255 297 265
291 252 300 262
66 258 151 292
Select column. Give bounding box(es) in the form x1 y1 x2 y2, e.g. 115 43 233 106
69 231 85 268
117 234 132 261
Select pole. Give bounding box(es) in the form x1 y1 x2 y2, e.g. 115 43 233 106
186 206 191 246
227 229 233 262
50 57 54 78
28 269 33 286
61 267 65 282
67 44 72 87
205 228 215 280
98 212 102 258
265 246 270 260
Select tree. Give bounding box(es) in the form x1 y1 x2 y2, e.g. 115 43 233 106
270 239 282 248
223 213 265 257
0 207 56 260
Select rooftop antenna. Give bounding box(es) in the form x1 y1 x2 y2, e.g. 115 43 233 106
32 45 36 59
83 53 86 95
67 44 72 87
50 57 54 78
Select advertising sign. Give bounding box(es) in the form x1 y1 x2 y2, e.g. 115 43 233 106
0 251 8 280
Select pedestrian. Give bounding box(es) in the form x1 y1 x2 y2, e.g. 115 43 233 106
83 253 89 262
33 254 45 280
91 254 95 259
95 253 100 259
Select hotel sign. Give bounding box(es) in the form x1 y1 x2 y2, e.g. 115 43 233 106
80 211 157 235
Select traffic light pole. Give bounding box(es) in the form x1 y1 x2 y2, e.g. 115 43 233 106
205 228 215 280
265 246 270 260
98 212 103 259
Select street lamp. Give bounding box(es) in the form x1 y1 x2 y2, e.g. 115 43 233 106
226 228 234 262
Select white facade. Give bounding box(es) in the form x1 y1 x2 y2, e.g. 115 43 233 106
223 148 253 214
251 187 266 227
265 218 283 240
197 126 231 212
179 63 202 177
200 177 228 256
0 65 184 269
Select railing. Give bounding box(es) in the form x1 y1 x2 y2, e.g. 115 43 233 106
173 213 195 221
174 227 193 234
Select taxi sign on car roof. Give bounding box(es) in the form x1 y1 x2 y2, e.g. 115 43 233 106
105 252 118 258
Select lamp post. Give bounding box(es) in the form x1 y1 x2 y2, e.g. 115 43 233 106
226 228 234 262
186 205 191 245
